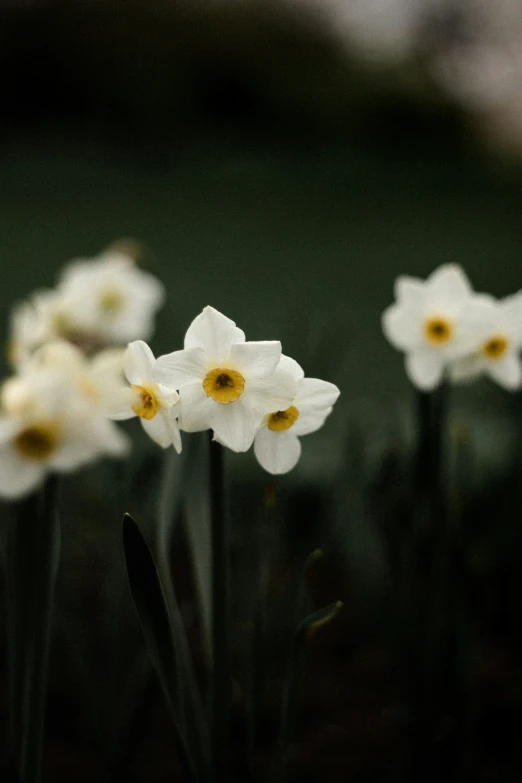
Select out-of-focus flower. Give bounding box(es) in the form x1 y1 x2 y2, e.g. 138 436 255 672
57 251 166 345
154 306 296 452
253 355 340 475
382 264 475 391
450 292 522 390
0 355 129 499
8 248 165 368
105 340 182 452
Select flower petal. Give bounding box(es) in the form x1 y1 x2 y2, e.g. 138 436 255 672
253 428 301 475
184 306 245 363
292 405 333 436
427 264 472 303
166 408 183 454
178 383 215 432
229 341 281 380
244 365 297 413
448 355 484 384
154 347 208 389
0 445 46 499
487 353 522 391
405 350 445 391
210 402 261 453
394 275 425 307
124 340 156 384
278 354 305 381
382 304 421 350
141 414 172 449
294 378 340 409
103 386 136 420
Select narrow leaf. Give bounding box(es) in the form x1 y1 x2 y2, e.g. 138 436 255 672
123 513 198 783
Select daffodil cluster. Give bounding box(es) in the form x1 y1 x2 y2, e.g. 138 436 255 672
104 306 341 475
9 247 165 367
0 244 168 499
382 264 522 391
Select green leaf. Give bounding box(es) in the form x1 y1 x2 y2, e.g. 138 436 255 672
123 512 199 783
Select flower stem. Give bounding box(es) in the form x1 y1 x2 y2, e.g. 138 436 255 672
20 475 61 783
209 435 229 783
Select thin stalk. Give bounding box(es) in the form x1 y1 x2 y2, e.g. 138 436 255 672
20 475 61 783
209 436 229 783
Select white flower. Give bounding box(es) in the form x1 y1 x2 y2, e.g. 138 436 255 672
253 355 340 475
449 292 522 390
154 306 297 453
104 340 182 452
382 264 476 391
57 251 166 344
0 362 129 500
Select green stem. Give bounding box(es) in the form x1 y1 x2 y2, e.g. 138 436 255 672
209 436 229 783
20 475 61 783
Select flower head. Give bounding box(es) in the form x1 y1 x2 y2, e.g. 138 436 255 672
253 356 340 474
0 353 129 499
450 292 522 390
57 251 166 345
154 306 297 452
382 264 475 390
104 340 182 452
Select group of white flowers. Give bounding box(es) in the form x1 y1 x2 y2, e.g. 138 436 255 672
383 263 522 392
0 247 340 499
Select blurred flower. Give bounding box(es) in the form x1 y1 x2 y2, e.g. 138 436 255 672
253 355 340 474
105 340 182 452
450 292 522 390
0 352 129 499
57 251 166 345
8 248 165 368
382 264 475 390
154 306 296 452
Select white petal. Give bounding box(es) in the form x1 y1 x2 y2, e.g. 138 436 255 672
154 347 208 389
278 354 305 381
50 417 130 470
184 306 245 363
500 291 522 343
487 353 522 391
294 378 340 409
141 414 172 448
124 341 156 384
448 355 484 384
244 365 297 413
210 402 261 453
382 304 421 351
405 350 445 391
427 264 472 302
292 405 333 436
166 408 183 454
178 383 215 432
229 341 281 380
253 428 301 475
102 386 136 420
0 445 46 499
394 275 425 307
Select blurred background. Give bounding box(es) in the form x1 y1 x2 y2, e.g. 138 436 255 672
2 0 522 780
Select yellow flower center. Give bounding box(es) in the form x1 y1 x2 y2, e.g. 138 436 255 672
267 405 299 432
14 423 59 461
482 334 508 360
131 385 158 419
424 316 452 345
203 368 245 403
99 289 124 314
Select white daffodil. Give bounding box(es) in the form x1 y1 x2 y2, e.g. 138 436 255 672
253 355 340 475
382 264 476 391
154 306 297 453
449 292 522 390
104 340 182 452
57 251 166 344
0 364 129 500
